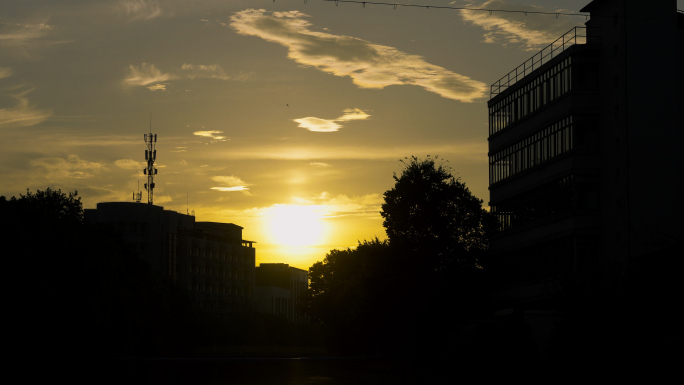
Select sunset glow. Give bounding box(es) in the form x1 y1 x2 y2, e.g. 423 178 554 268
1 0 650 270
265 204 328 247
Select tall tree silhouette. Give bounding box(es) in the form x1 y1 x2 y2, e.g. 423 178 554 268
381 156 493 273
306 157 494 355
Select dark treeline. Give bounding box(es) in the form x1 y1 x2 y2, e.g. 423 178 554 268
303 156 683 382
305 157 496 359
1 188 321 358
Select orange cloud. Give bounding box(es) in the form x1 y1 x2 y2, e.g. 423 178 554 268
229 9 487 102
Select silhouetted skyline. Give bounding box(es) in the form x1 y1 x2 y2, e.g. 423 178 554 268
0 0 622 270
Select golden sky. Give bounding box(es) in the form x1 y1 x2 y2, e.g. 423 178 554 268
2 0 641 270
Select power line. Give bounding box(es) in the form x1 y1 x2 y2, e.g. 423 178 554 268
318 0 589 18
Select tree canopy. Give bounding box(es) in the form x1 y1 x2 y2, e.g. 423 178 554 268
381 156 493 272
306 157 495 355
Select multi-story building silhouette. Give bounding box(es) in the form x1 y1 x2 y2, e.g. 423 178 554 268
86 202 256 315
488 0 683 308
254 263 308 323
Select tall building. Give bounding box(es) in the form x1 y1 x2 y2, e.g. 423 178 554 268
86 202 256 315
487 0 683 309
254 263 308 323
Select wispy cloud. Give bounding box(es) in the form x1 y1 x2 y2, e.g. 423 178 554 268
211 175 252 193
287 192 384 219
114 159 143 170
118 0 163 21
181 64 230 80
458 0 581 50
0 19 64 58
0 67 14 80
193 130 228 141
294 108 370 132
229 9 487 102
30 155 105 180
195 141 488 163
124 63 232 91
0 87 52 127
123 63 175 90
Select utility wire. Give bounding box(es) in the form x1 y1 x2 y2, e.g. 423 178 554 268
318 0 589 18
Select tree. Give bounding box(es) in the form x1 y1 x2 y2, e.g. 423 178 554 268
381 156 493 273
305 157 495 355
306 238 395 354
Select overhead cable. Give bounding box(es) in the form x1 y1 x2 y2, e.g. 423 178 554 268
318 0 589 18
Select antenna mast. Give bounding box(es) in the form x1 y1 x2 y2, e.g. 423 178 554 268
143 119 157 205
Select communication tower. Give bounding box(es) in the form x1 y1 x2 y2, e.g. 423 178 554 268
133 180 142 203
143 128 158 205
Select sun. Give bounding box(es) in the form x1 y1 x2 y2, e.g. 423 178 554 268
265 204 327 247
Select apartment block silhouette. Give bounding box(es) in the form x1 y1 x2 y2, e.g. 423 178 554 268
488 0 683 308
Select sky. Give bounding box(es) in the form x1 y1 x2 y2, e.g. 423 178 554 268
3 0 680 269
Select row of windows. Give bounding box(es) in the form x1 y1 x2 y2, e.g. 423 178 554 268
190 282 252 296
191 248 252 264
490 116 573 185
198 300 251 313
491 174 599 233
191 265 251 279
491 175 574 232
489 57 572 135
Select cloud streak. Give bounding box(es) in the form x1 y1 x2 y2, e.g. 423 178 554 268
211 175 252 193
458 0 581 51
194 130 227 141
229 9 487 102
123 63 175 90
118 0 163 21
30 155 105 180
294 108 370 132
124 62 233 91
0 87 52 127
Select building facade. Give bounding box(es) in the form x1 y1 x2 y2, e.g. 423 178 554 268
86 202 256 316
254 263 308 323
488 0 683 308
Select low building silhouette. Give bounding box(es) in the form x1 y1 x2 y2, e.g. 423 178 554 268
254 263 308 323
487 0 682 323
86 202 256 315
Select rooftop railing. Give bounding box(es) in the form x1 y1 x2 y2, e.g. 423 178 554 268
490 27 590 97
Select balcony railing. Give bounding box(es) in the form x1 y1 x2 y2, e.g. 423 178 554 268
490 27 590 97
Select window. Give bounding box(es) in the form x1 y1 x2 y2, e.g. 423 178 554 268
490 116 574 184
489 57 572 135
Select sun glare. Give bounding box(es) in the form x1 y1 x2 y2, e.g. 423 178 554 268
265 204 327 247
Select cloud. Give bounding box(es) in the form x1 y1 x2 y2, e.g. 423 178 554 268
458 0 582 51
181 64 230 80
203 141 488 162
229 9 487 102
0 19 64 58
337 108 370 122
0 87 52 127
30 155 105 180
118 0 163 21
146 83 167 91
124 63 232 91
293 117 341 132
294 108 370 132
210 175 252 193
194 130 227 141
286 192 384 219
0 67 14 79
114 159 143 170
123 63 175 89
310 162 331 168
